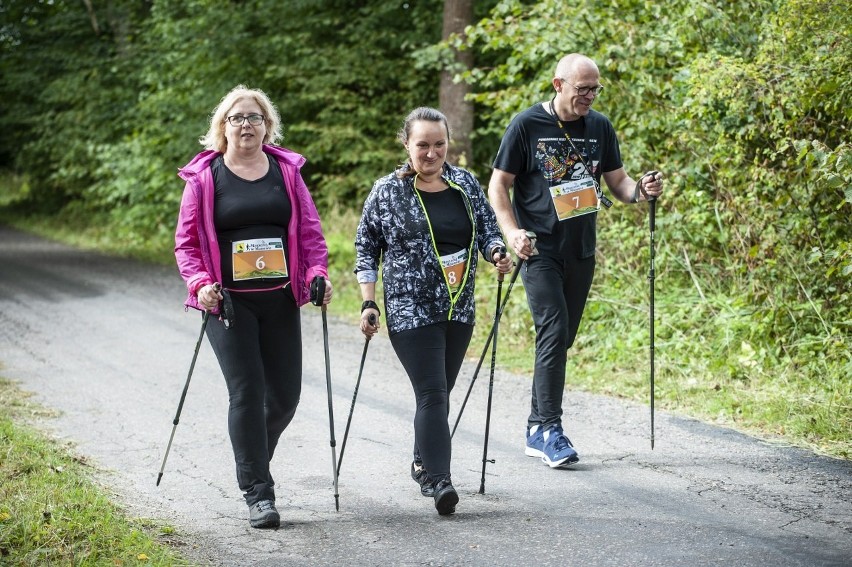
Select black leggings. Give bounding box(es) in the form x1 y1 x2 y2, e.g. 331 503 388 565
389 321 473 483
204 287 301 505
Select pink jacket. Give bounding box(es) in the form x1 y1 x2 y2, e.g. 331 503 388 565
174 144 328 311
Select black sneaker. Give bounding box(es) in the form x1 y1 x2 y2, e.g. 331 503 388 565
411 461 434 497
248 499 280 529
432 477 459 516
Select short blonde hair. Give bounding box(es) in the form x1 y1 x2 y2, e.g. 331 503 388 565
199 85 283 152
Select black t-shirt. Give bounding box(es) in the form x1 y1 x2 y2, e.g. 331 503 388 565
415 187 472 256
492 104 622 258
212 154 292 289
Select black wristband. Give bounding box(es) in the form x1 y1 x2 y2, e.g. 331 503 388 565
361 300 380 315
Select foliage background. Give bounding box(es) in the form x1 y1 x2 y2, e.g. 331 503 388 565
0 0 849 457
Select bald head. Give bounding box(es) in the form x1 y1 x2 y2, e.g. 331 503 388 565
555 54 599 82
551 54 602 121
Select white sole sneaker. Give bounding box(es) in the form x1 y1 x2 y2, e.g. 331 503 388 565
525 446 545 458
542 454 580 468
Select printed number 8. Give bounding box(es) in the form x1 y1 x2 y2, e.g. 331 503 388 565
448 271 457 285
256 256 266 270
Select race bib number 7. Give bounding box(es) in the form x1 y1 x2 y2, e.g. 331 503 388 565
550 176 600 221
232 238 288 281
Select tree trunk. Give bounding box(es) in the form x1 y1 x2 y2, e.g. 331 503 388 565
81 0 101 35
440 0 474 167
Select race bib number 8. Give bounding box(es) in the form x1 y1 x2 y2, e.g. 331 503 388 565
232 238 288 281
440 249 468 294
550 176 600 220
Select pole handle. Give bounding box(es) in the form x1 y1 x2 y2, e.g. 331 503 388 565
310 276 326 307
364 311 377 342
495 247 507 283
634 170 660 204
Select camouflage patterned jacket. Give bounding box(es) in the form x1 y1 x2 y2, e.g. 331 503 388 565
354 163 505 335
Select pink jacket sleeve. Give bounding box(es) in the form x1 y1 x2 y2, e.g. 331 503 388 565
174 179 213 303
293 170 329 292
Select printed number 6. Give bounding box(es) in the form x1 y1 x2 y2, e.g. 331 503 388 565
256 256 266 270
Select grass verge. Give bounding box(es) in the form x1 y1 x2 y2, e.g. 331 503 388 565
0 377 196 566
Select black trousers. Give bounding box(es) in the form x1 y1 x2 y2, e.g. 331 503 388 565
522 250 595 429
389 321 473 483
204 287 301 505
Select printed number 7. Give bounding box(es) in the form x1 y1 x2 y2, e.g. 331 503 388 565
572 196 580 208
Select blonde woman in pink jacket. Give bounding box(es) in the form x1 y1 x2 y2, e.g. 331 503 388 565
175 85 332 529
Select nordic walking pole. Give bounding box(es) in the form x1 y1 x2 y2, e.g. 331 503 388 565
312 276 340 510
337 312 377 476
157 283 220 486
648 191 657 450
450 258 521 438
451 232 535 438
636 172 659 450
479 248 506 494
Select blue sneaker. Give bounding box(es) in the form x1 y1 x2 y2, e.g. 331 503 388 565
526 424 579 468
525 424 546 457
541 425 579 468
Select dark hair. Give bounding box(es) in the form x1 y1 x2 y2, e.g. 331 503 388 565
397 107 451 178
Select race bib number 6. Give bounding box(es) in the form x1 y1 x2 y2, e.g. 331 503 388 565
232 238 288 281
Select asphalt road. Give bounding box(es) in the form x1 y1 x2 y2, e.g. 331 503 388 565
1 224 850 567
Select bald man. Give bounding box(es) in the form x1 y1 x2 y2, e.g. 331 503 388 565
488 53 664 468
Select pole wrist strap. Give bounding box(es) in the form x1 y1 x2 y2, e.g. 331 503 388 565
361 300 381 316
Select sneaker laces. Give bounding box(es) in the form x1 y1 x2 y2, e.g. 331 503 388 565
551 433 573 453
254 500 275 513
545 427 573 452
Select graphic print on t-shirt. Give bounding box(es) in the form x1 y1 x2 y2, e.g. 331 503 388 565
535 136 600 220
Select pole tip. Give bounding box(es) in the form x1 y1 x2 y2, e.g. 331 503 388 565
156 473 162 486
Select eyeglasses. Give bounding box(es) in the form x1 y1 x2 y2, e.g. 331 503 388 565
226 113 265 126
559 79 604 97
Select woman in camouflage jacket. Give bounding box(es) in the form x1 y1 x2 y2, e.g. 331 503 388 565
354 107 511 516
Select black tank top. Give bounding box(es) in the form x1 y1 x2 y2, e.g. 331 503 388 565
415 187 472 255
212 154 292 290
